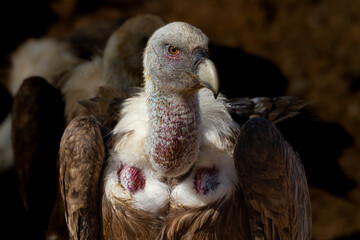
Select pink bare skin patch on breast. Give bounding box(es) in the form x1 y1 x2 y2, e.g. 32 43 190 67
194 167 220 195
118 164 146 194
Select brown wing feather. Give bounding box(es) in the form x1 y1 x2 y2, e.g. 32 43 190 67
59 115 106 239
158 191 250 240
227 96 311 125
102 194 164 240
233 117 311 239
78 86 140 130
12 76 65 237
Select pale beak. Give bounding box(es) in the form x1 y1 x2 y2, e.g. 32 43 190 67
193 48 219 98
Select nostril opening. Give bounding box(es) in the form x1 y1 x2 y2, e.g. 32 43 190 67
192 48 209 66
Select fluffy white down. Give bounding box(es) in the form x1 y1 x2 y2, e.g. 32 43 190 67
104 156 170 213
113 88 238 154
171 147 237 207
106 88 239 211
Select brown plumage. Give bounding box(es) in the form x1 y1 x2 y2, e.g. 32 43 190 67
101 193 165 239
234 117 311 239
157 188 250 240
78 86 140 130
59 115 105 239
226 96 311 125
11 76 65 238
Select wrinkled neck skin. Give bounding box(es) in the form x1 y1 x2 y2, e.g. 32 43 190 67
145 78 201 178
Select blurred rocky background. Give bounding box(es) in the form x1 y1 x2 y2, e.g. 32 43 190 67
1 0 360 239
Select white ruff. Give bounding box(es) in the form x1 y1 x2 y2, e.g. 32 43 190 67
106 88 239 211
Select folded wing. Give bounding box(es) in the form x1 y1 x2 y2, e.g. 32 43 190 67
233 117 311 239
59 115 106 239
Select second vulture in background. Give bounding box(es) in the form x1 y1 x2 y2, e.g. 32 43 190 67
11 14 166 239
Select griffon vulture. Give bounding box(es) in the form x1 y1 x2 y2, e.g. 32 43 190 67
60 22 311 239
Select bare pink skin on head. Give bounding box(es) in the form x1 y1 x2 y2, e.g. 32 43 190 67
165 50 183 62
118 164 146 194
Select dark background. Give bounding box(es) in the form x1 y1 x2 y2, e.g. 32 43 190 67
1 0 360 239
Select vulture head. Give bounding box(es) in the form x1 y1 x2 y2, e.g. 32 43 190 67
144 22 219 97
143 22 220 177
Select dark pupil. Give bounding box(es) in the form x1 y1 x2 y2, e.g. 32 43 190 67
170 47 177 54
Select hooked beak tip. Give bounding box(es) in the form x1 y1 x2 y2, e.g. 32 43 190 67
195 59 219 98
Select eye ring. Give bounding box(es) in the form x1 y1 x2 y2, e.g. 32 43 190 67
168 46 179 55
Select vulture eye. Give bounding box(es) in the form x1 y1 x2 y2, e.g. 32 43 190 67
168 46 179 55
